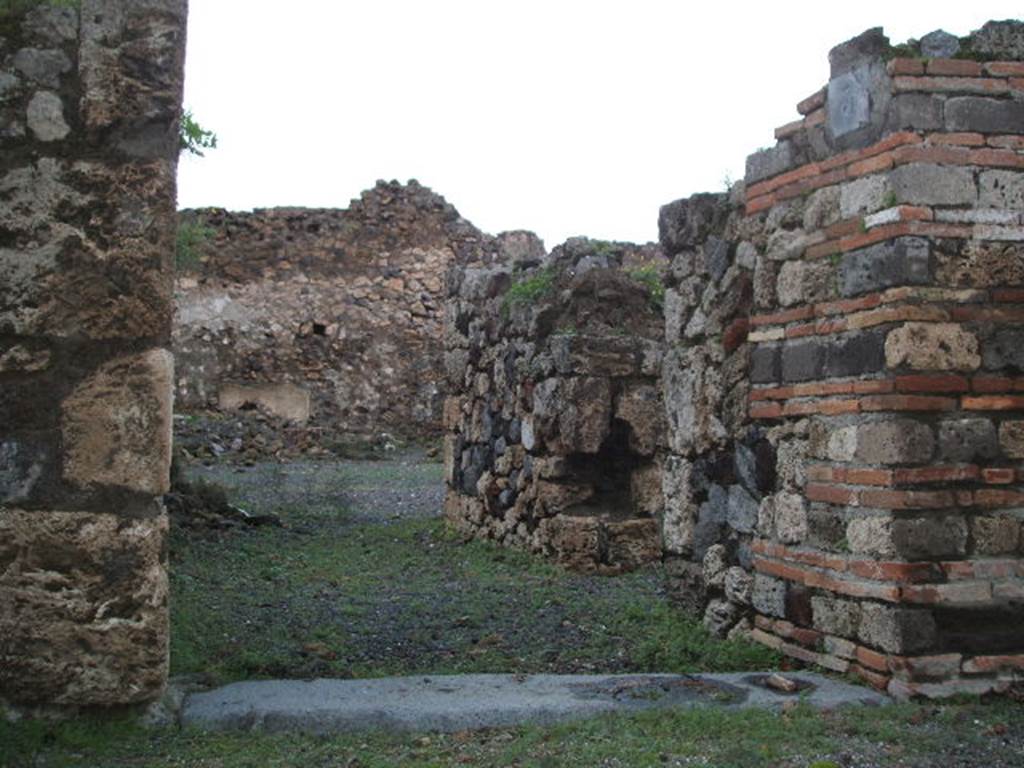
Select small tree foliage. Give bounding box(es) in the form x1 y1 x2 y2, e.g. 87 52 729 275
179 110 217 156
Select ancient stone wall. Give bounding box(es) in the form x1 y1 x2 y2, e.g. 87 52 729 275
173 182 504 452
446 20 1024 696
0 0 186 711
443 239 669 572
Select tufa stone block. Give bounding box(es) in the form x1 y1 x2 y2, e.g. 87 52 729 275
885 323 981 372
858 603 937 655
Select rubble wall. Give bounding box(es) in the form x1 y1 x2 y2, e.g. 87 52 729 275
443 239 670 573
668 22 1024 698
445 20 1024 696
173 182 500 449
0 0 186 710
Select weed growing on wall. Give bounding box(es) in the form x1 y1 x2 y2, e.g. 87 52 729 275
627 265 665 310
179 110 218 157
175 219 214 271
502 268 555 314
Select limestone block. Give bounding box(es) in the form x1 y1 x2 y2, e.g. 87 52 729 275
971 515 1021 556
891 164 977 207
802 186 841 231
978 170 1024 210
61 349 173 495
858 603 936 655
847 516 896 557
812 595 861 638
892 516 968 559
776 259 832 307
724 567 753 606
662 456 697 556
702 544 729 590
839 174 892 218
983 329 1024 372
0 509 168 707
885 323 980 371
1000 421 1024 460
25 90 69 141
752 574 786 619
772 492 808 545
855 419 934 464
745 141 795 184
940 419 999 462
945 96 1024 135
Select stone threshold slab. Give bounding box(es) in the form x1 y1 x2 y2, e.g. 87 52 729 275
180 672 888 734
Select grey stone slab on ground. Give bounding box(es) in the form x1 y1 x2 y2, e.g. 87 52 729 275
181 673 888 734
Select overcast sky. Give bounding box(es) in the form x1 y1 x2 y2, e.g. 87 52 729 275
177 2 1021 247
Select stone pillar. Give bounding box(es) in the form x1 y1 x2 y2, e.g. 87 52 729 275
740 23 1024 697
0 0 187 711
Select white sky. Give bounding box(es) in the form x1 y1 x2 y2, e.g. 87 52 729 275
178 1 1022 247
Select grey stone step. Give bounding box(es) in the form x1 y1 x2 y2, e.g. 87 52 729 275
180 672 888 734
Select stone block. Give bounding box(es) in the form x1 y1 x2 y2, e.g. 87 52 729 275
25 90 69 141
858 603 937 655
885 94 944 132
825 329 887 378
885 323 981 372
972 515 1021 556
772 492 808 545
803 186 841 231
890 164 977 207
999 421 1024 460
630 463 663 517
662 456 696 556
978 170 1024 210
664 558 706 618
61 349 174 496
839 174 892 219
828 70 872 137
983 329 1024 372
892 516 968 559
13 47 72 87
752 574 787 619
725 567 753 605
945 96 1024 135
969 20 1024 59
604 519 661 572
704 599 740 637
0 439 48 505
812 595 861 638
855 419 934 464
920 29 961 57
703 544 729 590
750 344 780 384
0 509 168 707
846 515 896 557
782 339 825 383
727 484 758 534
745 141 796 184
776 259 832 307
839 238 931 297
939 419 998 462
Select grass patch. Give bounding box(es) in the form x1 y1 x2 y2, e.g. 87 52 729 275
174 219 214 271
168 459 777 686
4 698 1023 767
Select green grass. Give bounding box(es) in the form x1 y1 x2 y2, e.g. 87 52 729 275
502 268 555 312
3 698 1022 767
167 458 776 685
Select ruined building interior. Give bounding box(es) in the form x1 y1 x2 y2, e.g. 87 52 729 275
1 0 1023 714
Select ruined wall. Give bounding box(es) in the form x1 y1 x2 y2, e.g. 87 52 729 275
446 20 1024 696
0 1 186 710
666 22 1024 697
444 239 669 573
174 182 501 451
